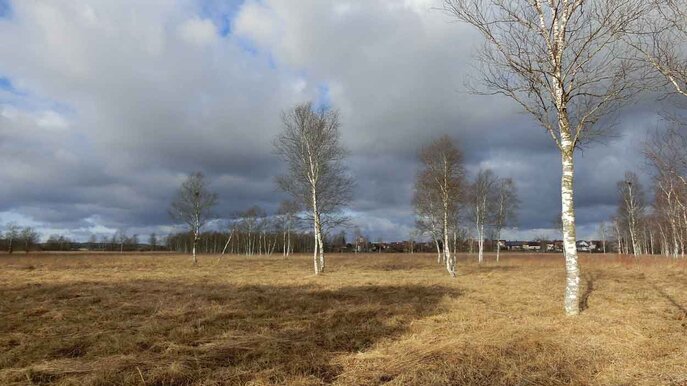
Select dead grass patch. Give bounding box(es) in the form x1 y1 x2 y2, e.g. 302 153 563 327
1 252 686 385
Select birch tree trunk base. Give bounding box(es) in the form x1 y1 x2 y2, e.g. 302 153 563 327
313 235 320 275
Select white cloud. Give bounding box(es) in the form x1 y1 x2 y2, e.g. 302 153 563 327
233 1 280 48
36 110 69 131
178 17 218 46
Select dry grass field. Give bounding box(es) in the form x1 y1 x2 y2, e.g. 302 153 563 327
1 252 686 385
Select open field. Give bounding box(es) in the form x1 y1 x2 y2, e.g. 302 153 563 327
1 253 686 385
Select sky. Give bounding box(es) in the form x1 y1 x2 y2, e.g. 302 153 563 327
0 0 673 242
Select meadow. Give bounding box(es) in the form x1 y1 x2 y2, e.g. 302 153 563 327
1 252 686 385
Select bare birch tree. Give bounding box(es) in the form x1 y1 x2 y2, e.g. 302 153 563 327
235 206 265 256
493 177 519 262
353 225 363 253
274 102 353 275
115 229 127 253
277 199 300 257
169 172 217 265
148 233 158 251
617 171 646 256
218 220 237 259
413 135 466 277
444 0 645 315
4 222 19 254
469 169 498 264
597 221 608 253
414 174 445 263
20 227 39 253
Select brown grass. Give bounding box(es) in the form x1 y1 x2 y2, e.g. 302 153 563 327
0 252 686 385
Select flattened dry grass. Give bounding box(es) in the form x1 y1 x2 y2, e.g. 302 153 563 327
0 252 685 385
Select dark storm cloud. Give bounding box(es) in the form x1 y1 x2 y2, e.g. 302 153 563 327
0 0 676 241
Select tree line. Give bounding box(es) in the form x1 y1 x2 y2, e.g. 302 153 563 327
0 224 39 253
608 125 687 257
167 203 312 256
0 225 166 253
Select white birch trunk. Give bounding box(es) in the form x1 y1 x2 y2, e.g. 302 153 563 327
311 185 325 274
313 231 320 274
192 230 198 265
312 185 321 273
218 232 233 262
317 220 325 272
670 216 679 258
444 201 455 277
561 149 580 316
287 230 291 256
477 224 484 264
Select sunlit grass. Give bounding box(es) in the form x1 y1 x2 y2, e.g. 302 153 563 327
1 252 685 385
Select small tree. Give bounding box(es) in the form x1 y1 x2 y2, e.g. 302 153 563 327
469 169 498 264
617 171 646 256
5 223 20 254
148 233 158 251
235 206 266 256
20 227 39 253
413 135 466 277
88 234 98 250
274 102 353 274
414 174 444 262
131 234 139 251
353 226 363 254
493 177 519 262
277 200 300 257
169 172 218 265
115 230 128 253
597 221 608 254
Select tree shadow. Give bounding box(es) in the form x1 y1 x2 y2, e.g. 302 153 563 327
579 272 597 312
0 280 461 385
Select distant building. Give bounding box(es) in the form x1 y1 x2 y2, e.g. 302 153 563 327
576 240 591 252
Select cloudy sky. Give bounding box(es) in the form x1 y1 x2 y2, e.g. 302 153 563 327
0 0 669 242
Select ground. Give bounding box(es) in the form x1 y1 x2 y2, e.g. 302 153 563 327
0 252 686 385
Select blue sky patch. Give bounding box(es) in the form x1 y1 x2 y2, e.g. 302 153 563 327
0 76 18 94
0 76 12 90
0 74 76 118
236 36 258 56
316 84 332 111
0 0 12 19
266 53 277 70
198 0 244 37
